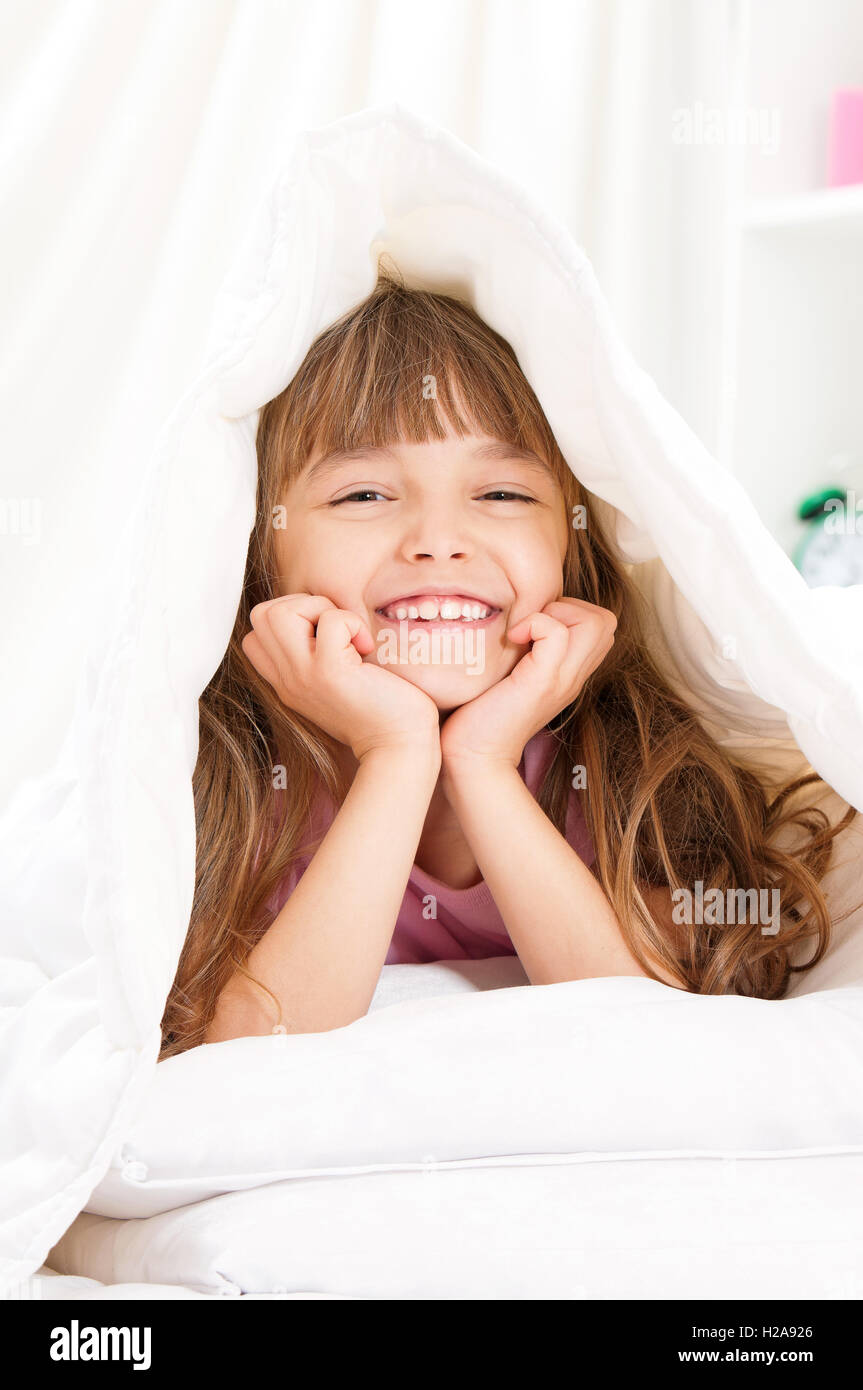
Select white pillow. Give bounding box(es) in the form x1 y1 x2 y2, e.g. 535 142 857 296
84 972 863 1220
368 954 528 1011
62 1150 863 1299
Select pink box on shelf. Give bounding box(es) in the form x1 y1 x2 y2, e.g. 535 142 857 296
827 89 863 187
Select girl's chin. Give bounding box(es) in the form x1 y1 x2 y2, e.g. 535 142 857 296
377 664 497 707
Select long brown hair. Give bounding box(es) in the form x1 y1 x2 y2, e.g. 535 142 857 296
159 264 858 1058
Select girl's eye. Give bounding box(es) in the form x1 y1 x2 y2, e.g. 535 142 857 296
329 488 539 505
479 490 538 503
330 489 389 505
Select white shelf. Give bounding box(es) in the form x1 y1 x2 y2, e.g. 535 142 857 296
728 180 863 557
739 183 863 230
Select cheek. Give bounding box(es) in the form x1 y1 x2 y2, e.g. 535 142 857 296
509 528 567 606
272 525 337 599
274 514 331 574
273 530 308 594
274 523 375 606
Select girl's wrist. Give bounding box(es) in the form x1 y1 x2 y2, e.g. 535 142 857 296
441 748 521 794
357 734 442 779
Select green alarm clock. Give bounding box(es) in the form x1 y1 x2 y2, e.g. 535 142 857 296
792 486 863 586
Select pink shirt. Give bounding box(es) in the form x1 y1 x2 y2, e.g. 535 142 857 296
264 730 595 965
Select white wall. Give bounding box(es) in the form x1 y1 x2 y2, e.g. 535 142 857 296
743 0 863 199
726 0 863 552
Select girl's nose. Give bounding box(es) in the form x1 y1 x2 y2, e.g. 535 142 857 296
406 544 470 561
398 509 472 562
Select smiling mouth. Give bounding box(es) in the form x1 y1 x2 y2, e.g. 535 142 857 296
375 594 501 624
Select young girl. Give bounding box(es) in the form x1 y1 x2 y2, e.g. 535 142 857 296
160 267 856 1057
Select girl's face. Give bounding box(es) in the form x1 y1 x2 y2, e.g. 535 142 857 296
273 422 570 710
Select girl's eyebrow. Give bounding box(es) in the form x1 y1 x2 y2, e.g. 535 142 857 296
302 445 399 485
303 441 553 484
470 441 554 476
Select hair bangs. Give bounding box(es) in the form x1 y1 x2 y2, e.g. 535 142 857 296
276 267 564 488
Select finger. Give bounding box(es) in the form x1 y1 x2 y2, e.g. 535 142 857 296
251 594 337 666
542 598 618 632
506 612 569 673
506 611 565 649
559 615 616 688
252 593 338 632
241 629 285 694
314 607 375 662
539 602 617 682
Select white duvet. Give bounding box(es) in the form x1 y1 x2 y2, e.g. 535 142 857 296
3 103 863 1298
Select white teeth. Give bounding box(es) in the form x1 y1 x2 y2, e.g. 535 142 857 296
381 597 493 621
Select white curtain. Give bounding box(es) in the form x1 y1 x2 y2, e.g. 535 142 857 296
0 0 745 806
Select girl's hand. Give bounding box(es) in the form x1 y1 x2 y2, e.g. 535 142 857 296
242 595 441 764
440 598 617 772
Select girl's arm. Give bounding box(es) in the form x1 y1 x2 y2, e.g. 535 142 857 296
442 756 647 984
439 598 683 987
206 593 442 1041
207 741 440 1040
